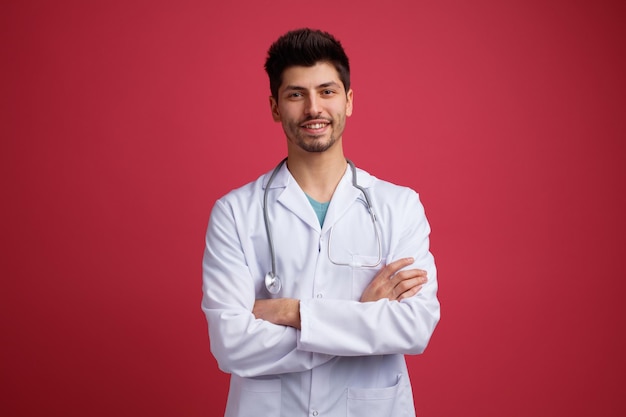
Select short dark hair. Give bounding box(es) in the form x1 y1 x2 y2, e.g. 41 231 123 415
264 28 351 100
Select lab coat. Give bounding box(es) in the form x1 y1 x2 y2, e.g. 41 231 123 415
202 162 440 417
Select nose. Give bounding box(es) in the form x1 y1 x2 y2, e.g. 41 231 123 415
305 95 321 116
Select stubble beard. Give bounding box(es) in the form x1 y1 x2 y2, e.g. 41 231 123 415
296 133 337 153
288 118 345 153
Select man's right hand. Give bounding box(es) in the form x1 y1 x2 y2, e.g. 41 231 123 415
360 257 428 302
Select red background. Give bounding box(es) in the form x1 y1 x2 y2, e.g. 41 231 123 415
2 0 625 416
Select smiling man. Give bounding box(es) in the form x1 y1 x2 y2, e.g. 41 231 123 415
202 28 440 417
271 63 352 156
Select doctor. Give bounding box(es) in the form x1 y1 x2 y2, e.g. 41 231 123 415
202 28 440 417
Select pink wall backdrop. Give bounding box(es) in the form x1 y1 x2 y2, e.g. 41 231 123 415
2 0 625 416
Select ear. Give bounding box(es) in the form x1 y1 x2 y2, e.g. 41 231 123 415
345 89 354 117
269 96 281 122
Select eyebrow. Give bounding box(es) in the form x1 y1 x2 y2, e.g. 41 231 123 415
283 81 342 91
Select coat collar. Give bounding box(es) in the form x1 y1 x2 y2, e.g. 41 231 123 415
262 160 375 232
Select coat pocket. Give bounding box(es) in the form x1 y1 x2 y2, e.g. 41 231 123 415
230 377 281 417
346 374 409 417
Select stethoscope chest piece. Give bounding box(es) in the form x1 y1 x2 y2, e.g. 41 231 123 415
264 272 282 294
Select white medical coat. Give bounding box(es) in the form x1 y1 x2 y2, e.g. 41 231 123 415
202 162 440 417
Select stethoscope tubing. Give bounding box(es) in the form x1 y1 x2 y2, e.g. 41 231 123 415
262 158 381 294
263 157 287 287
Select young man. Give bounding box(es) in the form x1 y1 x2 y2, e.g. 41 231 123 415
202 28 440 417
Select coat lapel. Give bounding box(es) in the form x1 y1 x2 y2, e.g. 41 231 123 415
263 163 321 232
322 165 375 234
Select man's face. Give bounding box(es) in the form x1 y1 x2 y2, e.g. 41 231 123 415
270 62 353 154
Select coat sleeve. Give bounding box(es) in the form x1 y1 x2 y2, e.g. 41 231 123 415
297 190 440 356
201 198 334 377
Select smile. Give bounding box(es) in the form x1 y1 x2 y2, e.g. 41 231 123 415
303 123 328 129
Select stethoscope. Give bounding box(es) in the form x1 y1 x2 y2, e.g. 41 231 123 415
263 158 382 294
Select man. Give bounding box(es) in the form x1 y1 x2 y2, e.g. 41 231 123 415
202 28 440 417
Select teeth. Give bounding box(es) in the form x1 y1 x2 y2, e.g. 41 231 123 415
305 123 326 129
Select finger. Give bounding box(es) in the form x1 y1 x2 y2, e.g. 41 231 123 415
391 269 428 286
394 276 427 295
397 284 423 301
391 275 427 300
383 257 415 278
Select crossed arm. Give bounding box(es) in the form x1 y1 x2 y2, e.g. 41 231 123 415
252 257 428 329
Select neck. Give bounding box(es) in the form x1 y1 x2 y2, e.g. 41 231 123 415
286 150 347 203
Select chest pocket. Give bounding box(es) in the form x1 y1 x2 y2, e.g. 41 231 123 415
326 202 383 301
326 201 381 266
350 255 381 300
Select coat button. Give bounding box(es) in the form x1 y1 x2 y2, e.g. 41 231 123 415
312 411 319 416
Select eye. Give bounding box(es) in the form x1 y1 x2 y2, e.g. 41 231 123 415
322 89 335 95
288 92 303 99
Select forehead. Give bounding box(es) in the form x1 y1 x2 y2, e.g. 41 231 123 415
279 62 344 91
